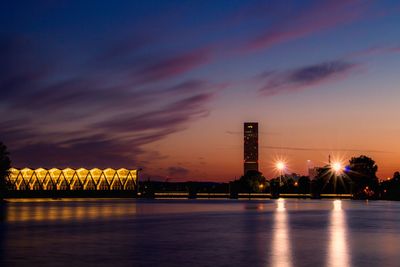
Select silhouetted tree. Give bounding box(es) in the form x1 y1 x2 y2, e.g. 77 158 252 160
278 176 295 193
0 142 11 202
394 171 400 182
312 165 352 197
140 177 155 198
297 176 311 194
236 170 266 193
347 155 379 199
186 181 198 199
380 171 400 200
269 178 280 198
269 174 299 196
311 166 329 197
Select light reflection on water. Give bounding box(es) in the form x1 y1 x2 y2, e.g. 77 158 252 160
5 200 138 222
1 199 400 267
271 199 292 267
329 200 350 267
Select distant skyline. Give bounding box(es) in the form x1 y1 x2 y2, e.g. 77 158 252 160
1 0 400 181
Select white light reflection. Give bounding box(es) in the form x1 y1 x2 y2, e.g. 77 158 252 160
271 199 292 267
328 200 350 267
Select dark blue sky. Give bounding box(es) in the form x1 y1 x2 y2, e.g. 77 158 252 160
1 0 400 180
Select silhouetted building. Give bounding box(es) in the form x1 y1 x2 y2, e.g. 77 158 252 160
244 122 258 175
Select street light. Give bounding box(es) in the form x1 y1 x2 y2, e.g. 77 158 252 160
136 168 143 197
331 161 343 175
259 183 264 192
276 161 285 171
275 161 286 187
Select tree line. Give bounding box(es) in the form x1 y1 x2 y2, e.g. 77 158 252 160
231 155 400 200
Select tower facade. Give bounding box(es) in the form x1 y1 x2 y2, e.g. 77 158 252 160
244 122 258 175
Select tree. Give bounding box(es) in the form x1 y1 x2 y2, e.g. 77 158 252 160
236 170 267 193
347 155 379 199
380 171 400 200
312 166 331 196
311 164 352 197
0 142 12 201
297 176 311 194
393 171 400 182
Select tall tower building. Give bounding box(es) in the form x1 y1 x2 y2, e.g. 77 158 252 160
244 122 258 175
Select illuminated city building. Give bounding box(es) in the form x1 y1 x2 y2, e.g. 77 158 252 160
8 168 137 190
244 122 258 175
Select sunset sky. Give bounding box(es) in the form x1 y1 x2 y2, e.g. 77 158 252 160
1 0 400 181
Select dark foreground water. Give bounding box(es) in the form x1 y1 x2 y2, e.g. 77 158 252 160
0 199 399 267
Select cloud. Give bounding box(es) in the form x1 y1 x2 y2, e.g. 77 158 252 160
258 60 358 96
241 0 369 52
345 45 400 59
9 138 142 169
132 48 212 85
94 93 213 133
0 35 217 169
166 79 209 95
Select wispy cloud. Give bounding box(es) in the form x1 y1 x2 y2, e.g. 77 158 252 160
132 48 212 85
242 0 369 52
345 45 400 59
94 93 213 133
0 36 218 169
257 60 358 96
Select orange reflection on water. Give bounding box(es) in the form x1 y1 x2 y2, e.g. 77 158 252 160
5 200 137 223
271 199 293 267
328 200 350 267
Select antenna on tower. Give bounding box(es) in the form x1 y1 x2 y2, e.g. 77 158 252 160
328 154 331 164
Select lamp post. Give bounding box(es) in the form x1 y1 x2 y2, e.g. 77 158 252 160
276 161 285 186
259 183 264 192
331 162 343 175
136 168 142 198
330 161 344 196
275 161 286 197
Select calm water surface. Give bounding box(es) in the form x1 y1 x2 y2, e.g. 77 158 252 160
1 199 399 267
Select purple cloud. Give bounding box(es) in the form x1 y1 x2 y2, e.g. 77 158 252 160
132 48 212 85
258 60 358 96
94 93 213 133
242 0 369 52
345 45 400 59
0 36 217 169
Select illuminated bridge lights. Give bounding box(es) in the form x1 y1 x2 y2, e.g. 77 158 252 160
8 168 137 191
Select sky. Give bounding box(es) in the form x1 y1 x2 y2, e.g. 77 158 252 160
1 0 400 181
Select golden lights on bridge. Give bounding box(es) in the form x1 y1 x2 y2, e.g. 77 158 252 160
8 168 138 190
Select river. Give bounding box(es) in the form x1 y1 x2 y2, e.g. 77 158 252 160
0 199 399 266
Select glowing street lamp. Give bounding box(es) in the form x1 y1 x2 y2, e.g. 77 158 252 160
275 161 286 187
276 161 285 171
331 161 343 175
